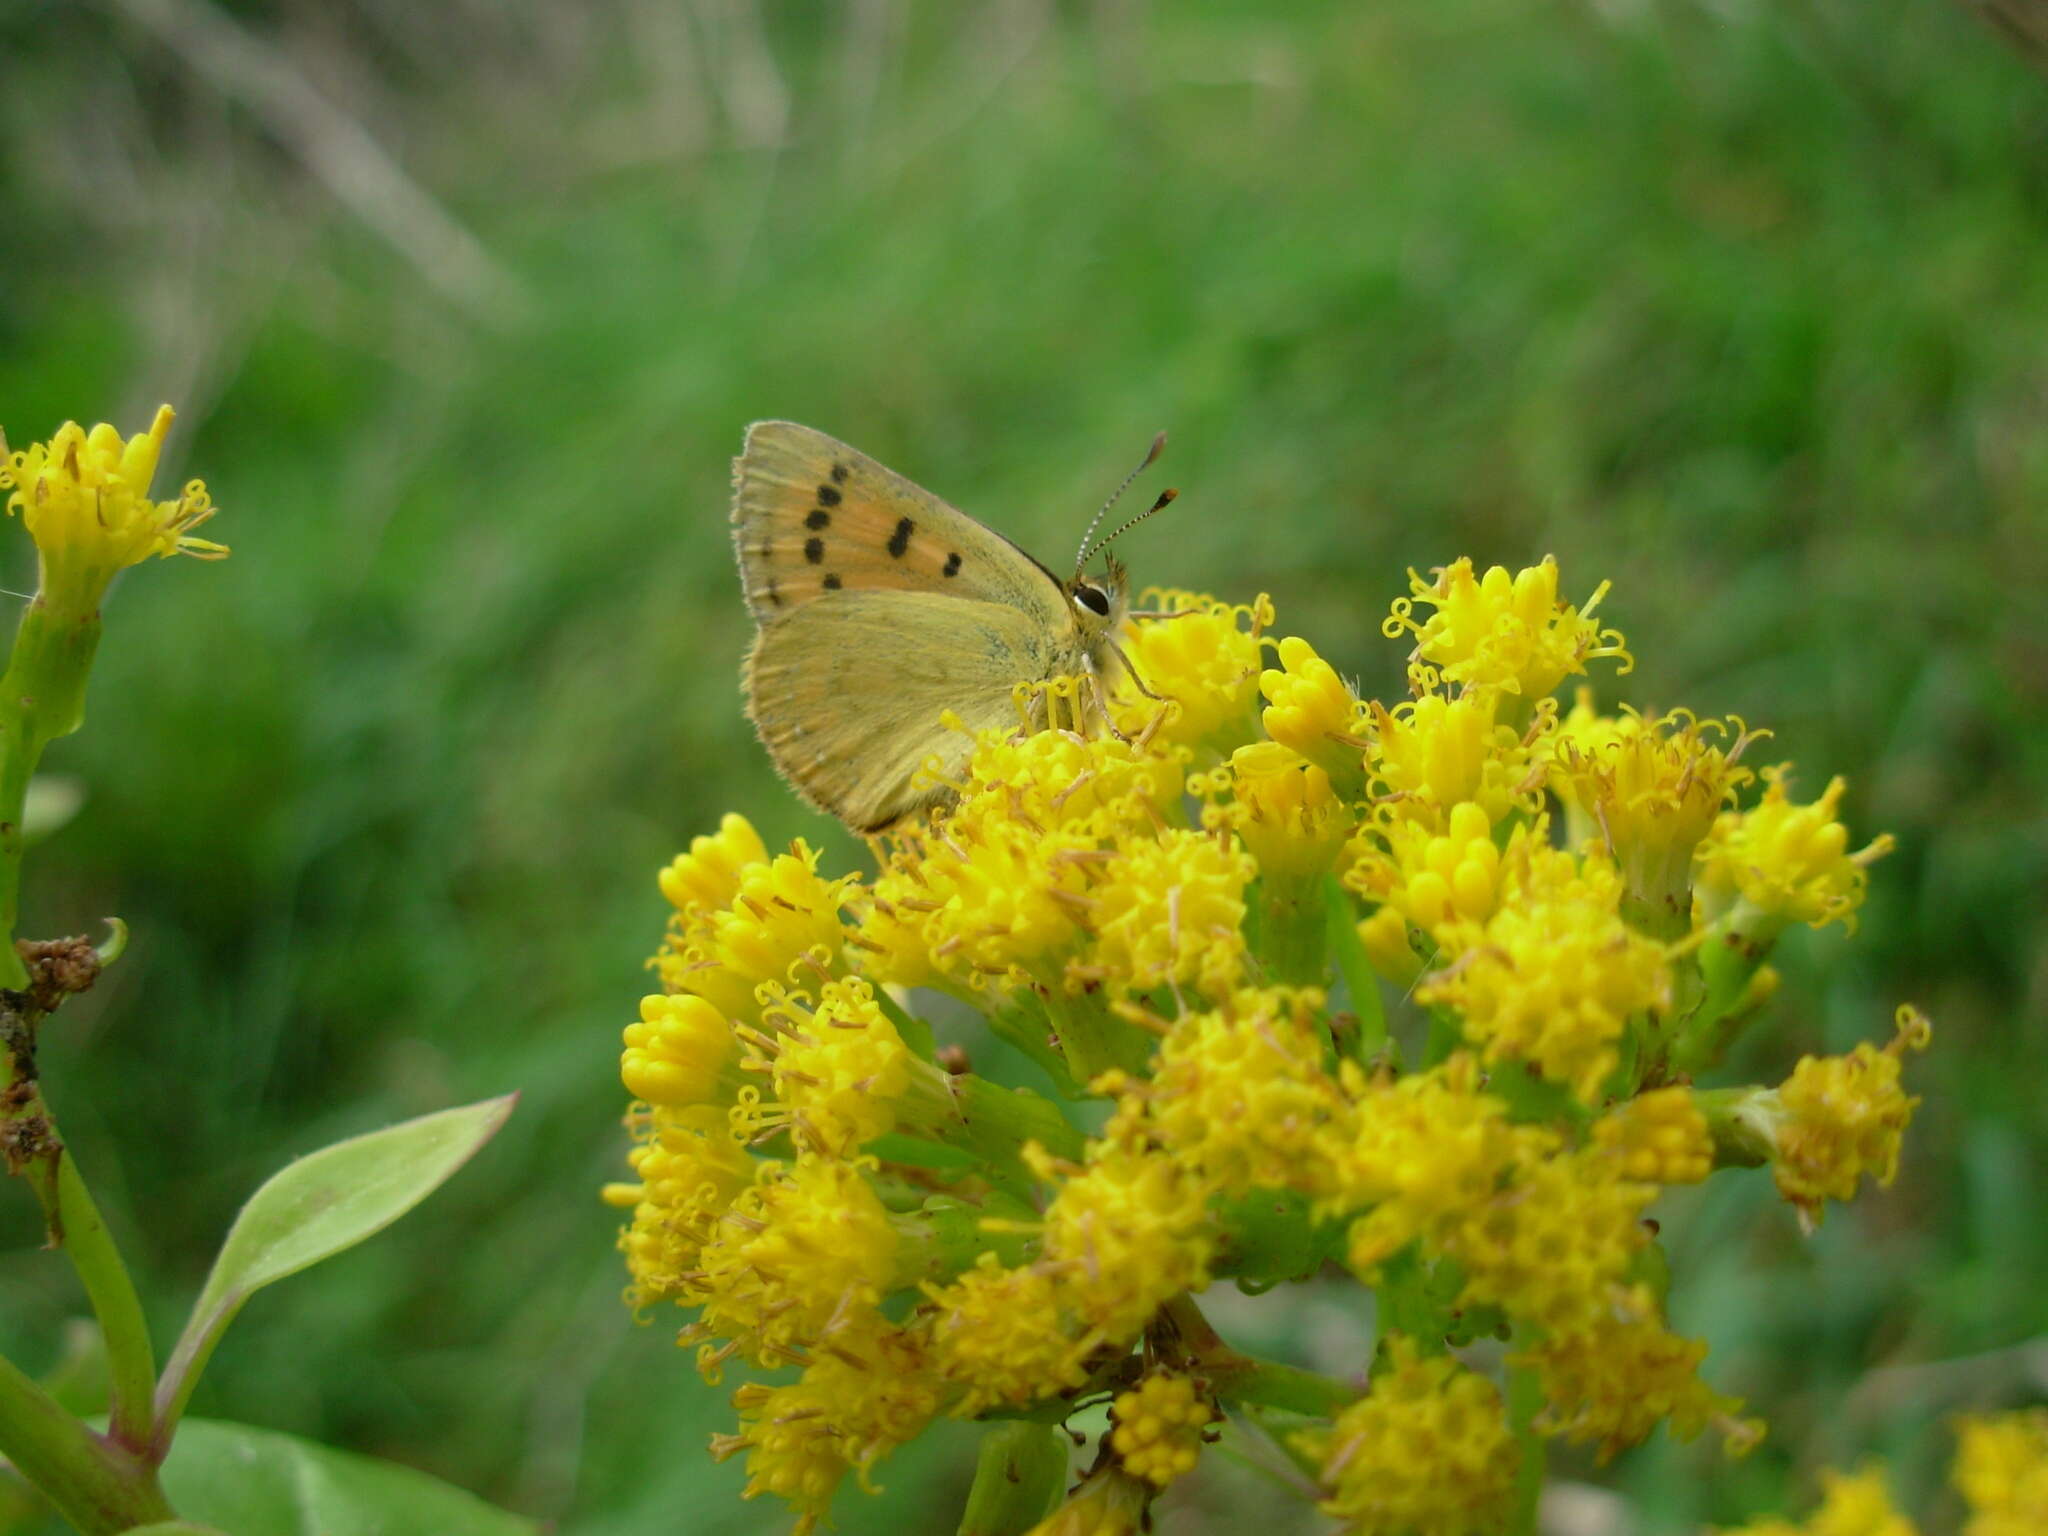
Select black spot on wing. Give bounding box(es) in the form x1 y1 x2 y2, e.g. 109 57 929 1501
823 573 842 590
804 536 825 564
943 551 962 577
817 484 843 506
888 517 915 558
765 578 783 607
805 508 831 530
831 462 849 484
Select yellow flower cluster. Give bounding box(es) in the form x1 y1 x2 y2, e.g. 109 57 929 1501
611 556 1926 1533
1719 1411 2048 1536
0 406 225 606
1108 1373 1213 1487
1293 1337 1518 1536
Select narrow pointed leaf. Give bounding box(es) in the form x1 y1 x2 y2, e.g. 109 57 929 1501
157 1095 515 1439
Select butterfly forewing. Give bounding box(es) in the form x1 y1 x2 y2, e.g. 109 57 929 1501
732 422 1067 623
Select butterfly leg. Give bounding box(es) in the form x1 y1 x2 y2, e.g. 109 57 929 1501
1087 667 1132 744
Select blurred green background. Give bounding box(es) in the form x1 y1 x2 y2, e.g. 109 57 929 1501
2 0 2044 1531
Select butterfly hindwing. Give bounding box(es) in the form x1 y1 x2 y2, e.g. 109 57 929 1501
745 590 1057 831
732 421 1068 625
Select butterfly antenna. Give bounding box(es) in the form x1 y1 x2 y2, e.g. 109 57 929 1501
1074 430 1168 579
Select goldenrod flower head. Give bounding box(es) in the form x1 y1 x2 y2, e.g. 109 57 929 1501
1445 1145 1656 1338
1718 1466 1918 1536
614 555 1921 1532
1116 590 1271 753
860 721 1182 992
1036 1141 1213 1342
658 812 770 917
615 1104 754 1308
1418 842 1669 1101
712 1320 940 1533
1348 799 1507 934
1753 1006 1931 1226
922 1255 1089 1414
1700 768 1895 935
688 1155 901 1370
1368 690 1544 829
1023 1464 1153 1536
1954 1409 2048 1536
1293 1336 1517 1536
1517 1284 1760 1461
737 976 909 1154
1592 1086 1713 1185
654 838 852 1019
621 993 735 1108
1551 695 1760 923
1104 986 1347 1199
1259 634 1367 786
1219 742 1354 881
1086 826 1254 998
1383 557 1630 703
1327 1054 1550 1271
0 405 226 604
1109 1373 1214 1487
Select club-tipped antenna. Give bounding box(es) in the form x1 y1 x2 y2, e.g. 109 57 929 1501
1073 430 1167 579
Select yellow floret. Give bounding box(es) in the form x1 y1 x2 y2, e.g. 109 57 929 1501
1592 1087 1714 1185
658 813 770 917
1368 690 1544 829
1 405 226 602
1109 1373 1214 1487
1383 556 1629 704
1699 768 1895 935
1260 634 1368 786
1116 590 1271 753
1954 1409 2048 1536
653 839 853 1021
737 976 910 1154
1292 1336 1518 1536
1084 826 1255 1000
1717 1466 1918 1536
1755 1006 1930 1225
621 993 735 1107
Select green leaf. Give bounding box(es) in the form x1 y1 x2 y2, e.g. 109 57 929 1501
160 1419 536 1536
156 1095 516 1441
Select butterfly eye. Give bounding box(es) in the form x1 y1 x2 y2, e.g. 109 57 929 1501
1072 584 1112 618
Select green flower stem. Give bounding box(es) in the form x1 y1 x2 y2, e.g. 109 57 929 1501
1695 1085 1775 1170
957 1421 1067 1536
1323 877 1387 1061
1253 877 1325 986
902 1068 1085 1175
0 1350 174 1534
0 1075 160 1453
1160 1294 1354 1418
1505 1364 1546 1536
0 594 103 989
1040 988 1149 1088
1674 905 1784 1072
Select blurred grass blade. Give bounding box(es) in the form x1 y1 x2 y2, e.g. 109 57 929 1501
155 1095 516 1445
160 1418 537 1535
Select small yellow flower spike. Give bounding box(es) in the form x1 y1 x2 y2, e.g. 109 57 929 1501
1516 1283 1760 1462
1259 634 1368 788
1419 841 1669 1101
1755 1005 1931 1225
1109 1373 1214 1488
621 993 735 1107
1954 1409 2048 1536
1 406 225 607
653 839 852 1020
1368 690 1545 830
1035 1140 1214 1344
614 1104 754 1309
1022 1463 1153 1536
1717 1465 1919 1536
1699 768 1895 935
737 976 910 1154
1550 696 1760 933
1223 742 1354 881
1116 590 1270 753
657 812 770 917
922 1255 1089 1415
1383 556 1630 704
1293 1336 1518 1536
1592 1086 1713 1185
1086 826 1255 999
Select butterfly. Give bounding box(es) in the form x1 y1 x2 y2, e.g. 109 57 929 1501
731 422 1175 833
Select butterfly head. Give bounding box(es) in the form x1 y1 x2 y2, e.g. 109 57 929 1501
1066 553 1130 643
